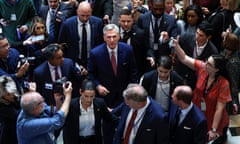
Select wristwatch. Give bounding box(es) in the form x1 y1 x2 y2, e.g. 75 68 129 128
212 128 217 133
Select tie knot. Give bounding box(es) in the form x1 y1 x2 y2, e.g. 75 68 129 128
111 50 115 55
82 23 86 27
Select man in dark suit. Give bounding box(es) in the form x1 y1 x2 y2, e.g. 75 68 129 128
113 83 169 144
87 23 138 144
58 1 104 67
63 79 118 144
169 85 208 144
140 56 183 112
87 23 138 108
137 0 178 68
39 0 75 42
118 8 147 79
0 34 29 94
33 43 86 105
174 21 218 89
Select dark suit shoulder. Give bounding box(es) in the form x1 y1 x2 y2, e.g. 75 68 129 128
163 13 176 22
90 16 103 22
191 105 206 122
93 97 106 107
148 98 167 118
118 42 133 51
63 16 77 24
34 61 48 73
170 71 183 82
143 70 158 78
63 58 73 65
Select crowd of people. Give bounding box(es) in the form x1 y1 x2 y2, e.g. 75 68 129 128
0 0 240 143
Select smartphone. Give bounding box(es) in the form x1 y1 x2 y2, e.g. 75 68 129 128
31 35 45 42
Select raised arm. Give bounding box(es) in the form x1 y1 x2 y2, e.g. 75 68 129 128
172 37 196 71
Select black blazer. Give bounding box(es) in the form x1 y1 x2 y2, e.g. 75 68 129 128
63 97 118 144
140 70 183 111
119 24 147 78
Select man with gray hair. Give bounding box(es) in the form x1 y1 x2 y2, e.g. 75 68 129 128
113 83 169 144
16 82 72 144
87 23 138 144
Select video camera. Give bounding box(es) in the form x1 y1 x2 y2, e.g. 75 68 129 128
53 77 68 95
19 54 36 66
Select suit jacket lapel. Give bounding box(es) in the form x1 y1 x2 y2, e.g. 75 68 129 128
135 101 153 138
89 17 95 48
46 63 53 82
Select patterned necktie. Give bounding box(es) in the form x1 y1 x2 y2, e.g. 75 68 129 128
55 66 60 81
123 110 138 144
111 50 117 76
81 23 87 62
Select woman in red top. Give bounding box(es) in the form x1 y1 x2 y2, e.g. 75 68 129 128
172 38 232 143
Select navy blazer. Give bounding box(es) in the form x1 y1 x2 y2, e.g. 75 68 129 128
112 97 169 144
87 42 138 108
0 48 24 93
58 16 104 62
140 69 183 111
63 97 118 144
169 102 208 144
33 58 81 105
137 12 178 58
39 2 75 42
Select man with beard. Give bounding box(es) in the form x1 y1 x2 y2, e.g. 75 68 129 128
137 0 178 69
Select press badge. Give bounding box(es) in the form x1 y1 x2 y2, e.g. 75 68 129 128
153 43 158 50
201 101 206 111
44 83 53 90
10 14 17 21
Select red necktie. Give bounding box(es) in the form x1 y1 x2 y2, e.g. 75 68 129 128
55 66 60 80
111 50 117 76
123 110 138 144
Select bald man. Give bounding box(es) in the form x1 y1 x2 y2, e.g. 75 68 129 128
16 82 72 144
58 1 104 68
169 85 208 144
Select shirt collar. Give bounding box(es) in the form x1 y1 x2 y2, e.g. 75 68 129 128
77 18 90 26
107 46 118 54
157 76 170 84
196 40 208 49
79 98 94 111
181 102 193 115
48 62 57 70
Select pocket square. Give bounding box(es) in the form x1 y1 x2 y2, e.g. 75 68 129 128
183 126 191 130
146 129 152 131
122 63 127 66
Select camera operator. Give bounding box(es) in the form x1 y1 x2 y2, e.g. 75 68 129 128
0 34 30 94
33 43 87 106
17 81 73 144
